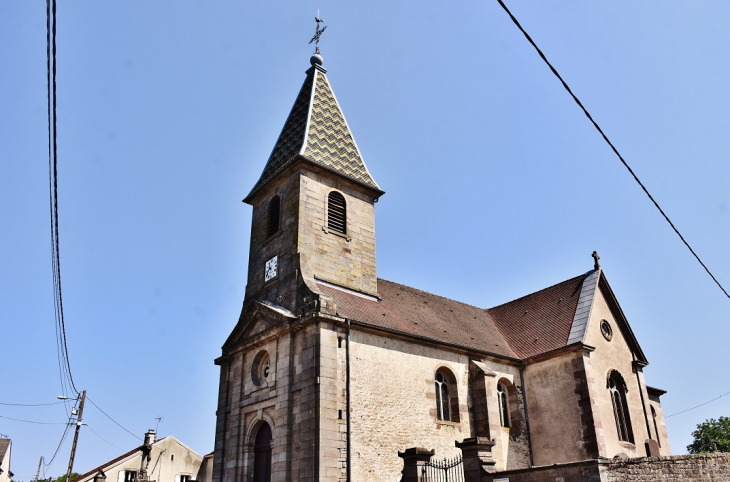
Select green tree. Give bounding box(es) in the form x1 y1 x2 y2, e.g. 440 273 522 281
687 416 730 453
52 473 80 482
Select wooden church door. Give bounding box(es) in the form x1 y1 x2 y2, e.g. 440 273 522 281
253 422 272 482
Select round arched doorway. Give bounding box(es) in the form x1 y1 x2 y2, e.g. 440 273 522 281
253 422 272 482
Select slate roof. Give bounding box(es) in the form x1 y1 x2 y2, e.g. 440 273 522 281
317 273 591 361
245 64 380 202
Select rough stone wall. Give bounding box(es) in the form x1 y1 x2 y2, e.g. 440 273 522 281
481 454 730 482
584 288 653 457
297 169 378 295
523 352 590 466
603 453 730 481
349 330 472 481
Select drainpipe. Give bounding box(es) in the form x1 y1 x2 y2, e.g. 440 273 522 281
633 354 652 442
346 318 352 482
519 367 534 467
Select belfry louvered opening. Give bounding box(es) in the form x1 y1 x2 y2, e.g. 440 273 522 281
327 191 346 234
267 195 281 238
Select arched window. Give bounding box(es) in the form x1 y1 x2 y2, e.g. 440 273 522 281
253 422 272 482
651 406 661 447
435 372 451 421
608 370 634 443
497 382 510 428
434 369 460 422
327 191 346 234
267 195 280 238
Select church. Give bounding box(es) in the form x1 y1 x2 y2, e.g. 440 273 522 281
211 51 671 482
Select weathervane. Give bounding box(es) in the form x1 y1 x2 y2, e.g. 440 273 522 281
309 12 327 55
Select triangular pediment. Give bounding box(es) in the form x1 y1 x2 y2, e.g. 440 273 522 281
222 300 297 351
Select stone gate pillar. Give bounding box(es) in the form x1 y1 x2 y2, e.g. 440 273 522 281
398 447 434 482
456 437 497 482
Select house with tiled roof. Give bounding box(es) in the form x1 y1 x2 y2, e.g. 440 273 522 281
212 52 670 482
75 430 210 482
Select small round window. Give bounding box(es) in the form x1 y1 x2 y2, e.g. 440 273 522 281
252 351 272 387
600 320 613 341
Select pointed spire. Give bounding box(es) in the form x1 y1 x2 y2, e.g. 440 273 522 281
245 57 381 202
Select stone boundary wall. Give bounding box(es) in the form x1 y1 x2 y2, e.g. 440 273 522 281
604 453 730 481
480 453 730 482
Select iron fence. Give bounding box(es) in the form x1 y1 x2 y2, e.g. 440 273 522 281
421 454 464 482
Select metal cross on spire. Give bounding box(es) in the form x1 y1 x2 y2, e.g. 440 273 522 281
309 12 327 54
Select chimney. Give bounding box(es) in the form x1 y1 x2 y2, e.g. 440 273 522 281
144 429 156 446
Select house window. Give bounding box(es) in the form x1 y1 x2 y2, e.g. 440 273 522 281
497 383 510 428
124 472 137 482
608 370 634 443
327 191 346 235
651 405 661 447
179 476 191 482
267 195 281 238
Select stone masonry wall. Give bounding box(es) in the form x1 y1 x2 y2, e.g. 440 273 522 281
603 453 730 481
481 454 730 482
298 169 378 296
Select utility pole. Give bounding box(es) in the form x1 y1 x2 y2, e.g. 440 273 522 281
65 390 86 482
35 456 44 481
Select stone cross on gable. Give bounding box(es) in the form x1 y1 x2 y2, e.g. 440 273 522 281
592 251 601 270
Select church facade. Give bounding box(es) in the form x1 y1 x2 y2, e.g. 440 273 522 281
212 54 670 482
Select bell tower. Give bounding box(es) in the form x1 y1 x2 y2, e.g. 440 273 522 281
241 53 384 313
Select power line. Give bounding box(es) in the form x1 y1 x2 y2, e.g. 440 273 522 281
86 424 127 451
43 419 74 470
0 415 68 425
665 389 730 419
86 397 142 441
495 0 730 301
0 401 65 407
47 0 79 400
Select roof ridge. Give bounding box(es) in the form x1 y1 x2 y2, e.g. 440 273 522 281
377 278 491 313
487 273 587 311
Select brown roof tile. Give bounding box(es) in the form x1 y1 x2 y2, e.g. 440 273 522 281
318 279 518 359
487 275 585 359
317 274 587 361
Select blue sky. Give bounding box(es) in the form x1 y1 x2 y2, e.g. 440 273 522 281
2 1 730 477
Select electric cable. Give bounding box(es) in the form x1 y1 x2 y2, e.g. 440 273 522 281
665 389 730 418
495 0 730 300
43 420 73 469
0 401 65 407
0 415 68 425
86 397 142 441
85 424 127 451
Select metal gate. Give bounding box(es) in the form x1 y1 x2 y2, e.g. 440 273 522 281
421 454 464 482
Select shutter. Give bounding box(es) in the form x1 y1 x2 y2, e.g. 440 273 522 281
327 192 346 234
118 472 125 482
174 475 180 482
267 196 280 237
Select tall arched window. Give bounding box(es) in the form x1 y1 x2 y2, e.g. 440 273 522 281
253 422 272 482
497 382 510 428
608 370 634 443
327 191 346 234
434 369 459 422
651 406 661 447
267 195 280 238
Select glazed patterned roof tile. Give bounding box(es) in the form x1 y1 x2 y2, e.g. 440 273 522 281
246 66 379 201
